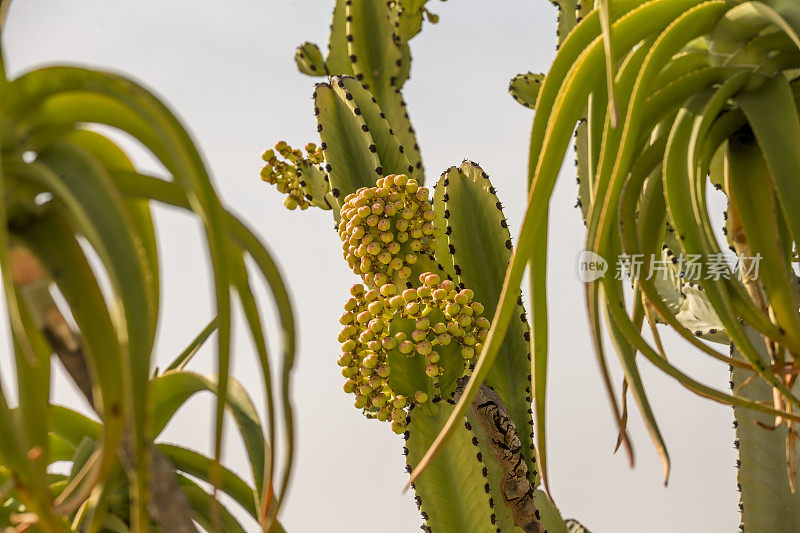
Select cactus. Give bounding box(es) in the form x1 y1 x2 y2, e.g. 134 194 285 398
508 73 545 110
732 328 800 532
435 161 538 482
260 1 599 530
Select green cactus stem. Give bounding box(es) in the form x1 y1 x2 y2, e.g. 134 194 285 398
458 380 543 533
330 76 416 177
435 161 538 484
508 73 545 110
731 329 800 533
574 120 591 223
313 82 382 208
294 42 328 77
345 0 424 179
404 399 497 533
337 273 490 433
292 0 353 78
547 0 579 48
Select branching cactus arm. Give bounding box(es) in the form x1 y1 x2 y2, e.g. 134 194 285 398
435 162 538 486
731 328 800 533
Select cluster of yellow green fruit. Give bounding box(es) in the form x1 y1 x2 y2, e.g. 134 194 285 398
338 273 490 433
259 140 324 210
338 174 436 287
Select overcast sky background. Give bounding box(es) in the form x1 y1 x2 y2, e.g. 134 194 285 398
1 1 740 531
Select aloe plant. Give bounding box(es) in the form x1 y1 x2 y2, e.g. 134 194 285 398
409 0 800 530
260 1 591 531
0 0 295 530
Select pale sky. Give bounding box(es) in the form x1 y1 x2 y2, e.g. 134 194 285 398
2 1 739 531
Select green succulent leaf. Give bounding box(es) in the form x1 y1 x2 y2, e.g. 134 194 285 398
109 168 297 524
176 475 248 533
60 128 160 335
164 317 218 372
12 205 125 485
157 443 258 520
5 66 237 520
150 370 266 498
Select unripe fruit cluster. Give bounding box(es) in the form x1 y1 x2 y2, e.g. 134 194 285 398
338 273 490 433
260 140 324 210
338 174 436 287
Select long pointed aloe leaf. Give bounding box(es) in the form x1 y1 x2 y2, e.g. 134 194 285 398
150 370 266 497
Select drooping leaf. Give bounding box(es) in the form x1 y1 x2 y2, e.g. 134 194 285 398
150 370 266 497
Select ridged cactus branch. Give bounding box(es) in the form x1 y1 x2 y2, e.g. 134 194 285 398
435 162 538 485
508 73 544 110
731 329 800 533
330 76 416 177
345 0 424 179
264 0 602 529
294 42 328 77
313 82 382 208
456 379 543 533
404 400 496 533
